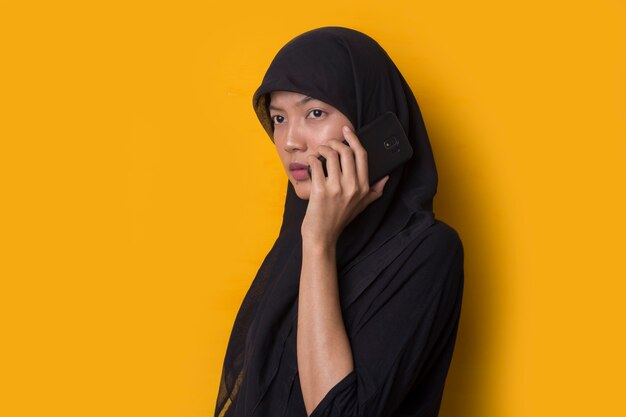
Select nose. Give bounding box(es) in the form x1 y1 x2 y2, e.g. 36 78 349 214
283 121 307 153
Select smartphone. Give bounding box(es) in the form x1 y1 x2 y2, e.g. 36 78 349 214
307 111 414 185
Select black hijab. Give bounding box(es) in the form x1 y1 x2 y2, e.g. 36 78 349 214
214 26 461 417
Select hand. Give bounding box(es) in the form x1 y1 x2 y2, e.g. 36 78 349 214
301 125 390 247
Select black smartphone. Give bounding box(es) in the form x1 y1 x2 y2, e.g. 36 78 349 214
307 111 413 185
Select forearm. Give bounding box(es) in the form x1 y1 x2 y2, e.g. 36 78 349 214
297 238 354 416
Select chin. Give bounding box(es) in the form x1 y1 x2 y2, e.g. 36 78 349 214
291 180 311 200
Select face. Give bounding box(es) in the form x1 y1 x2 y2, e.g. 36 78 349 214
268 90 355 200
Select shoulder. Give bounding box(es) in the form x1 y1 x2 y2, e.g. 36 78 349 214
402 219 464 300
416 219 463 260
384 219 464 318
395 218 464 294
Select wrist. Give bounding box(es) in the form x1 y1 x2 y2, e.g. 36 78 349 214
302 236 337 254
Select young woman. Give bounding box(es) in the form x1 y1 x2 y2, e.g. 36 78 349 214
214 26 464 417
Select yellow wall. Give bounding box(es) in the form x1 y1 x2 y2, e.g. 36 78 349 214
1 1 624 416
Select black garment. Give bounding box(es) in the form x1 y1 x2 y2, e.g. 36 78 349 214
214 27 464 417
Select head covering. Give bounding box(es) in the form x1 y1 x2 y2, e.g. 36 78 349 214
215 26 440 417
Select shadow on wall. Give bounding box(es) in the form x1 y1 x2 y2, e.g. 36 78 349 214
428 115 502 417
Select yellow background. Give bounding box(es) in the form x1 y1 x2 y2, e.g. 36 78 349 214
1 1 624 416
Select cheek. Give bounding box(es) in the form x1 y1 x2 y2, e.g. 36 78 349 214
306 124 346 149
275 147 288 163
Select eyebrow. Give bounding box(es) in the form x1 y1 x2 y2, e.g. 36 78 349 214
268 95 316 111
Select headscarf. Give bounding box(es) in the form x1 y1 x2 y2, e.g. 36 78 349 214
215 26 440 417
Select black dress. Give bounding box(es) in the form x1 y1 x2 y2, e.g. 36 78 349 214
248 219 463 417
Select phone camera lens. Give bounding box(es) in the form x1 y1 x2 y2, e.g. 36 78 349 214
384 136 399 150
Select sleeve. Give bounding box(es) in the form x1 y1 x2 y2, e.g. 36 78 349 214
307 225 464 417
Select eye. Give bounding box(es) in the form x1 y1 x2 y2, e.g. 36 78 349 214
307 109 326 119
271 114 285 124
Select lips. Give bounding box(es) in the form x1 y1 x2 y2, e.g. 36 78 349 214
289 162 308 171
289 162 310 181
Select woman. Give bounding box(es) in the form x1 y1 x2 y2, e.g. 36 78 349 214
214 26 464 417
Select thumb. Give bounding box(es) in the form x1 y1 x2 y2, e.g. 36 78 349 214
370 175 390 197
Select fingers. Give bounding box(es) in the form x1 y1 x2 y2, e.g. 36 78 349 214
307 154 325 189
322 138 357 187
310 127 373 199
341 126 369 190
316 144 342 187
370 175 390 195
360 175 390 209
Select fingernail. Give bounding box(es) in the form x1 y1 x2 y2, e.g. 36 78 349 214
343 125 350 132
